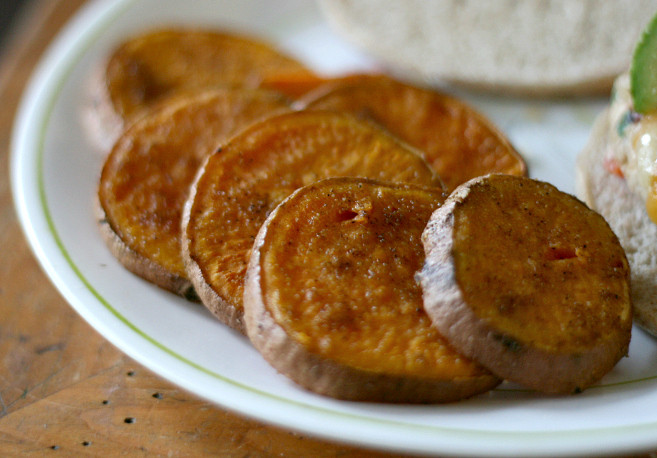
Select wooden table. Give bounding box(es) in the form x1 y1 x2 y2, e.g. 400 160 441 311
0 1 654 457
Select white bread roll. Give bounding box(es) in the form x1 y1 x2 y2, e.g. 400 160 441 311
576 110 657 336
320 0 657 96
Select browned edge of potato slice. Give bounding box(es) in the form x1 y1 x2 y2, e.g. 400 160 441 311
84 27 314 151
298 74 527 191
418 174 632 394
259 71 331 99
181 110 443 334
244 177 500 402
97 88 290 299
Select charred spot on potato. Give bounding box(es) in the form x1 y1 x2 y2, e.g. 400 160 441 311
493 333 523 353
545 246 578 261
336 209 359 222
183 286 200 302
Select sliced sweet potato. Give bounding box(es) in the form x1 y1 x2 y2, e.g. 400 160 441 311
85 28 314 150
259 71 329 99
259 72 371 100
181 110 443 334
107 28 313 118
418 174 632 394
299 75 526 191
243 177 500 402
97 88 290 297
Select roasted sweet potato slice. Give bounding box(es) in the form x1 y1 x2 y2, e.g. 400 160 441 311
86 28 314 150
98 88 290 297
182 110 443 333
259 71 329 99
299 75 526 191
418 174 632 394
243 177 499 402
107 28 313 118
259 72 371 99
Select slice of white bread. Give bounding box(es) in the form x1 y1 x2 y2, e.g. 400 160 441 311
576 109 657 336
319 0 657 96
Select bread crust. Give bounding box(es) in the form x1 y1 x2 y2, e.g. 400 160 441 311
577 110 657 336
319 0 657 96
244 177 500 402
419 174 632 394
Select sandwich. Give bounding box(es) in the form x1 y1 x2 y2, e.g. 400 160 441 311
576 13 657 336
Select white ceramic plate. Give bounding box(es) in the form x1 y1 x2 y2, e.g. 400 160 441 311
10 0 657 456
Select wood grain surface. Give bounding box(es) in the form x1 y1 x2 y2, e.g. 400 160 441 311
0 1 654 457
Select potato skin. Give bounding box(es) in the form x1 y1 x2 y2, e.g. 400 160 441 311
418 174 632 394
96 197 197 300
245 276 497 403
181 167 245 333
82 61 126 153
244 177 500 403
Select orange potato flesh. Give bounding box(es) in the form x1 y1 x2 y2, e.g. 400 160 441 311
259 178 490 379
420 175 632 394
452 176 631 352
259 72 376 100
98 89 289 291
106 28 314 121
183 110 442 332
259 71 330 99
300 75 526 191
